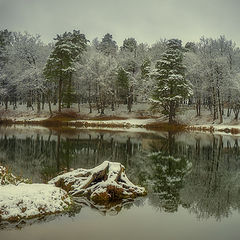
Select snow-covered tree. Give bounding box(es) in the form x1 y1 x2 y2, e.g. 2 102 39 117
184 51 207 116
116 67 129 104
0 29 12 108
152 39 192 123
149 39 167 63
121 38 137 56
117 48 139 111
0 29 12 67
75 46 118 114
98 33 118 56
44 30 88 112
1 32 51 112
189 36 239 122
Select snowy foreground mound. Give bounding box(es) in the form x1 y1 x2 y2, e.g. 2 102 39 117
0 166 71 222
0 184 71 222
0 162 146 223
49 161 147 203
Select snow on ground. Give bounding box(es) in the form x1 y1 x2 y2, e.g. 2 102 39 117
0 166 72 222
70 126 157 133
0 183 71 222
178 107 240 126
71 118 157 129
177 107 240 135
0 102 162 132
2 104 240 136
0 103 153 121
72 118 156 125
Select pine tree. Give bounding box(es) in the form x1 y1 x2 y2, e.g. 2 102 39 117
116 67 129 104
121 38 137 57
152 39 192 123
0 29 12 66
44 30 88 112
98 33 118 56
141 58 151 79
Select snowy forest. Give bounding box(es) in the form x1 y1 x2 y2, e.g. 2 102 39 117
1 29 240 123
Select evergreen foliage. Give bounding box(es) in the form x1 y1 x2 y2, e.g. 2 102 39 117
121 38 137 55
116 67 129 103
43 30 88 111
98 33 118 56
152 39 192 123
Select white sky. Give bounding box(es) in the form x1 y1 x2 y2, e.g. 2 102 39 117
0 0 239 46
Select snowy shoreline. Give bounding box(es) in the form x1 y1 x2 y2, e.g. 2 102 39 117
1 116 240 135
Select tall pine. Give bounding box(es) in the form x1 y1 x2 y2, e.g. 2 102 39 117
152 39 192 123
98 33 118 56
44 30 88 112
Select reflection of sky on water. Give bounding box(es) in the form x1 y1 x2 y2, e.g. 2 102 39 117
1 199 240 240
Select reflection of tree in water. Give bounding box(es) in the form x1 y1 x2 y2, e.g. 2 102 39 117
0 133 58 182
143 132 192 212
180 135 240 220
2 128 240 220
131 132 240 220
0 131 141 182
148 152 191 212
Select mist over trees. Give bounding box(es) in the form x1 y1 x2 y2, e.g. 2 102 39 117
1 29 240 123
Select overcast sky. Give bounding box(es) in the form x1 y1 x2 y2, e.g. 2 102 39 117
0 0 239 46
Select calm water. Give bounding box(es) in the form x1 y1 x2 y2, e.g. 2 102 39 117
1 125 240 240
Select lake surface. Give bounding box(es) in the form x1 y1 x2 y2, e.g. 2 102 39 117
1 125 240 240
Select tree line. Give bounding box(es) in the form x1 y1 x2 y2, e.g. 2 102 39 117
1 29 240 123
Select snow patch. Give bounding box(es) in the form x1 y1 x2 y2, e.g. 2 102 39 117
0 183 71 222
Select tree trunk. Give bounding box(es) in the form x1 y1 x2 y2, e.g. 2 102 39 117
47 96 52 116
111 100 115 111
169 101 174 124
217 88 223 123
78 99 81 113
212 87 217 121
88 85 92 113
58 78 63 113
66 73 72 108
42 94 45 110
111 91 115 111
233 106 239 120
127 86 133 113
196 97 201 117
37 92 41 114
100 99 105 115
4 97 8 110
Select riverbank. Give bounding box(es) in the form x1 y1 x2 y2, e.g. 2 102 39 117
1 105 240 135
1 116 240 135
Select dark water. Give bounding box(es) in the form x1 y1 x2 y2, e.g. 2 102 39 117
1 126 240 240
